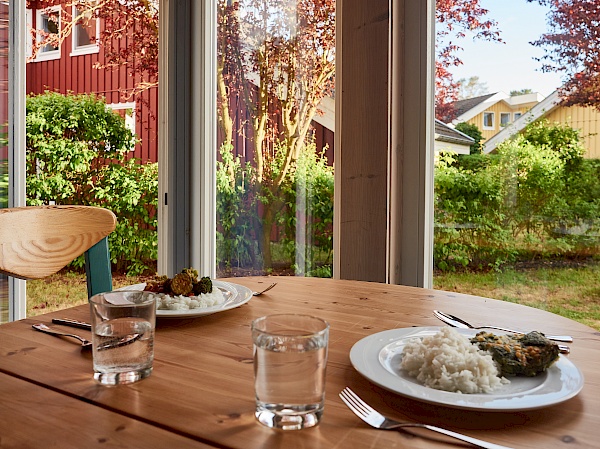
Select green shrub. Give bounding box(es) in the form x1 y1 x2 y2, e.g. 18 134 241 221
434 120 600 272
521 119 585 164
434 152 515 270
0 161 7 210
216 144 259 271
455 122 484 154
215 140 334 277
26 91 157 275
278 144 334 276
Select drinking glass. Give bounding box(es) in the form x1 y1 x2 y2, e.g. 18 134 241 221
89 291 156 385
252 314 329 430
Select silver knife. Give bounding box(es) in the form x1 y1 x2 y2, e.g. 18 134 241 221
52 318 92 330
433 310 573 354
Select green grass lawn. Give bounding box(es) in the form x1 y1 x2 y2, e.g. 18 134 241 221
27 263 600 331
433 262 600 331
27 272 143 317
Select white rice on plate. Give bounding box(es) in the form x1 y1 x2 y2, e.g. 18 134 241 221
149 288 225 311
401 326 509 394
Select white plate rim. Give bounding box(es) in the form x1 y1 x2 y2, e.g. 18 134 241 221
117 281 253 318
349 326 584 411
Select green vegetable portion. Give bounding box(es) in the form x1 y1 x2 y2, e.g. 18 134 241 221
471 331 560 377
144 268 213 297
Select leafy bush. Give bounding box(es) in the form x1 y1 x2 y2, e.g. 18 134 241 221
434 152 515 270
216 144 259 271
520 119 585 164
26 91 157 275
215 140 334 277
0 161 7 209
454 122 484 154
434 120 600 272
278 144 334 276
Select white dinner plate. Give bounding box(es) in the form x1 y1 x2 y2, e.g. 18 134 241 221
118 281 253 318
349 326 584 411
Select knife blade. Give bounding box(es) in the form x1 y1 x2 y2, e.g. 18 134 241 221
433 310 572 353
52 318 92 330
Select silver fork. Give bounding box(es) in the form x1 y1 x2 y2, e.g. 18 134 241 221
339 388 513 449
252 282 277 296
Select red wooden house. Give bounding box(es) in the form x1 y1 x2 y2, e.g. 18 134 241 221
26 1 158 163
25 1 334 167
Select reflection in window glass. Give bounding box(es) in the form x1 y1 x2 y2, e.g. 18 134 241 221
0 1 8 323
215 0 335 278
73 7 98 50
39 9 60 53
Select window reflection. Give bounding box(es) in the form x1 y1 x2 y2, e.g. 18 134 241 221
216 0 335 278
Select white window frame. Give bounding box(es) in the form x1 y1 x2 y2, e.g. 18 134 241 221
70 5 100 57
34 5 61 62
514 112 522 121
9 0 28 321
483 111 495 130
500 112 510 127
158 0 433 286
26 9 33 58
107 102 137 143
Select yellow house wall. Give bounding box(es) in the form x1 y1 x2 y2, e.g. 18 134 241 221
544 105 600 159
465 102 528 141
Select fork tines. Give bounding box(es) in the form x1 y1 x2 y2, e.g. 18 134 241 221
339 387 385 427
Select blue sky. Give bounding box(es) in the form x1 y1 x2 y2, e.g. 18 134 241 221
449 0 563 97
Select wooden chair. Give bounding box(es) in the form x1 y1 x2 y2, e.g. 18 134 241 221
0 205 117 298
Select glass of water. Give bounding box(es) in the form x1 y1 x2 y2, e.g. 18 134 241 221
89 291 156 385
252 314 329 430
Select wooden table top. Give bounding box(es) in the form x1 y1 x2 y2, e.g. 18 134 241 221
1 276 598 449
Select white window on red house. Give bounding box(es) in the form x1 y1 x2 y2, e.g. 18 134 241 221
71 6 100 56
107 102 137 151
35 6 61 62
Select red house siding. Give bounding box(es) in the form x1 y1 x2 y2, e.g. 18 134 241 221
25 2 333 166
26 1 158 163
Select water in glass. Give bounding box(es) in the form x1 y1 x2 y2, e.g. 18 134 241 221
93 317 154 384
252 314 329 430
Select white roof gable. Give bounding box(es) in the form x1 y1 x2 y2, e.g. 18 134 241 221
483 91 561 153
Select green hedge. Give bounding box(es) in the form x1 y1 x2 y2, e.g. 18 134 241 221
26 91 157 275
435 121 600 271
216 141 334 277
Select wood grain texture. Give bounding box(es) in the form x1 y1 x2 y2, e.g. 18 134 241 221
0 372 216 448
335 0 390 282
1 277 598 449
0 206 116 279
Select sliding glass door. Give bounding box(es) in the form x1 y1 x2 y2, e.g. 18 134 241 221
1 1 27 323
215 0 335 278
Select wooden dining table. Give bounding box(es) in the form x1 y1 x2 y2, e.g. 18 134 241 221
0 276 598 449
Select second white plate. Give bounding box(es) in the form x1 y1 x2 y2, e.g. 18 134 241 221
349 326 584 411
119 281 253 318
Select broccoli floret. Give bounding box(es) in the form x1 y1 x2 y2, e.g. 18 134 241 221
182 267 199 282
193 276 213 295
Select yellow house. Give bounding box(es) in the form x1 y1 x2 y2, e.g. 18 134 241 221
484 91 600 159
451 92 544 141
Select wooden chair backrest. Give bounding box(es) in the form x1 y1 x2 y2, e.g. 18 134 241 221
0 206 116 285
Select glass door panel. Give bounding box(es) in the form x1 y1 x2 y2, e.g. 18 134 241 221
215 0 335 278
0 1 9 323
